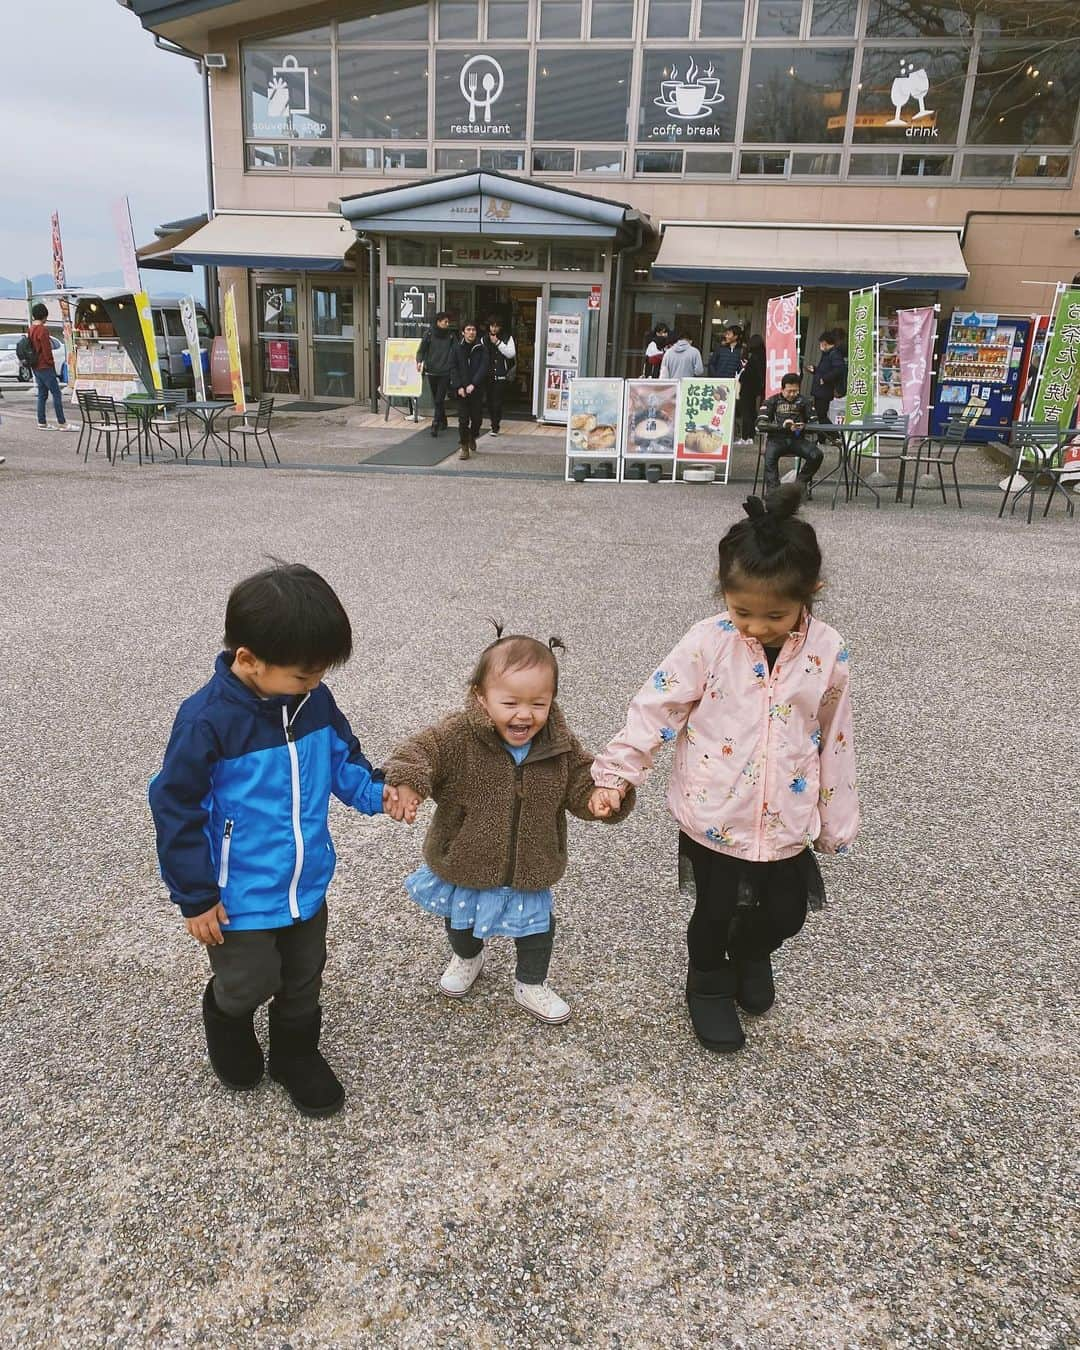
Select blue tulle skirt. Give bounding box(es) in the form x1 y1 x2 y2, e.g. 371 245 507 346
405 863 553 939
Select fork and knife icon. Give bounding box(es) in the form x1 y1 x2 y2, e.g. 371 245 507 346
461 55 504 124
467 69 498 123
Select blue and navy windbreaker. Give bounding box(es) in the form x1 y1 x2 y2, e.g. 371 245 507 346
149 654 384 930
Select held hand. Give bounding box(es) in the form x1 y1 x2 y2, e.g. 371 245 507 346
588 786 624 818
416 361 424 372
783 419 794 429
384 783 423 823
457 387 466 397
466 384 475 395
185 902 229 946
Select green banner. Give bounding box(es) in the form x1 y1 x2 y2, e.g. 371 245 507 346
845 287 876 424
1033 287 1080 427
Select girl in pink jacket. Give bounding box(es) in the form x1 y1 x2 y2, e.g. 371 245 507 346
590 487 859 1053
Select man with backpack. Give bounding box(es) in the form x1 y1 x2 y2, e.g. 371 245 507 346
22 304 71 432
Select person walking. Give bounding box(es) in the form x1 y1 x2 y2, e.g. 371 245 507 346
736 333 766 445
642 322 672 377
416 311 456 438
27 304 71 432
707 323 744 379
808 330 847 443
448 321 489 460
659 333 704 379
482 315 516 438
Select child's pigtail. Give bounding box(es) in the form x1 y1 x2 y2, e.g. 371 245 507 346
548 636 567 656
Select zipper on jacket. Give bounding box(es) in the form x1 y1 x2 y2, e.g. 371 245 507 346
283 694 311 920
217 819 234 888
501 764 525 887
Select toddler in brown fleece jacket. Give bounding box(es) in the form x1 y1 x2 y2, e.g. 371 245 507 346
384 630 634 1024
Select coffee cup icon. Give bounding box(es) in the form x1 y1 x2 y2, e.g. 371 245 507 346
654 60 723 121
674 83 706 116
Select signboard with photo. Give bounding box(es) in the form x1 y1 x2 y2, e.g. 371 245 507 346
544 367 572 419
624 380 678 458
545 313 581 370
566 379 624 458
674 379 735 479
383 338 423 398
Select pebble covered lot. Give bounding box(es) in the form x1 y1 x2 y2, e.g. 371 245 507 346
1 417 1077 1348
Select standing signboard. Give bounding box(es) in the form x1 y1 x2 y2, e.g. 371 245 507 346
223 286 246 412
845 286 877 425
624 380 678 459
674 378 735 482
383 338 423 397
764 291 800 398
564 378 623 478
543 313 582 424
178 296 207 401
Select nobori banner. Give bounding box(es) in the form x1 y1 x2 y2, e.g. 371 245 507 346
1033 287 1080 429
845 286 877 424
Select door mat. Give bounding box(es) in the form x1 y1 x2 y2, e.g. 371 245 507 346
362 430 458 467
277 401 339 413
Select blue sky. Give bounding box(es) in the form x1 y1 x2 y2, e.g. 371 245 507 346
1 0 206 281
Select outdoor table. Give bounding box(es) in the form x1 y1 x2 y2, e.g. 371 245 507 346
181 400 235 465
803 422 892 509
123 393 185 465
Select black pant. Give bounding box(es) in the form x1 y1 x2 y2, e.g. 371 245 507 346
813 394 839 440
486 380 505 433
457 389 484 444
445 915 554 984
737 387 759 440
427 373 450 428
680 834 808 972
764 433 824 492
208 903 328 1018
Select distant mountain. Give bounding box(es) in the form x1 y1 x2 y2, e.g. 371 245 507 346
0 268 203 301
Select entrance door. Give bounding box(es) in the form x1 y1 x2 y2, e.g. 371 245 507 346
255 282 300 396
311 284 357 402
444 283 542 418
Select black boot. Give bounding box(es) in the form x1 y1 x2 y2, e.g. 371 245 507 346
268 1005 345 1117
202 979 264 1089
736 955 775 1014
685 964 745 1053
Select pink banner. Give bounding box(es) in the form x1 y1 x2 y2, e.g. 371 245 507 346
765 292 799 398
898 306 937 437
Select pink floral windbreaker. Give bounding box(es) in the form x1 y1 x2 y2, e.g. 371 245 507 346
592 611 859 862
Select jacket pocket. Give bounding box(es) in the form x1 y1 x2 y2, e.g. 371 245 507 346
217 819 234 888
437 804 467 858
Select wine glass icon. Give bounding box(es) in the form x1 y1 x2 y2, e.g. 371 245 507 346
888 59 933 126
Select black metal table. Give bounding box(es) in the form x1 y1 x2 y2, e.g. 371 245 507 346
181 400 235 465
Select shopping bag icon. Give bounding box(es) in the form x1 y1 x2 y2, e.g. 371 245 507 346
399 286 426 320
268 54 310 119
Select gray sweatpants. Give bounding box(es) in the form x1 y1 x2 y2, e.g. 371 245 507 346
208 903 328 1019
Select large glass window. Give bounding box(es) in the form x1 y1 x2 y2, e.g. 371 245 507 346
338 5 428 41
438 0 477 38
639 50 741 142
534 50 633 140
756 0 804 37
968 44 1080 146
435 50 530 139
743 47 853 142
338 50 429 139
647 0 692 38
865 1 973 39
591 1 634 38
699 1 745 38
488 0 530 38
853 47 967 143
540 0 581 38
244 46 333 139
809 0 857 37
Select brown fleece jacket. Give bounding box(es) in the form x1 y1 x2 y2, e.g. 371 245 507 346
385 694 635 891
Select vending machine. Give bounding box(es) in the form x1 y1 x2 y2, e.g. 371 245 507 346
930 311 1033 441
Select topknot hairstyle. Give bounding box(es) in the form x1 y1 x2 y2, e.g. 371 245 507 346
470 621 566 695
716 486 823 606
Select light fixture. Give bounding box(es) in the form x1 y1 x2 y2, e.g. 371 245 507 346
203 53 227 69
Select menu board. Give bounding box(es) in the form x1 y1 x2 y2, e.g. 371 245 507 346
543 313 583 424
624 380 678 458
674 378 735 481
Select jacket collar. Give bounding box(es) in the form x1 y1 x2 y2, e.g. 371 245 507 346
212 651 298 717
727 608 813 660
464 689 572 760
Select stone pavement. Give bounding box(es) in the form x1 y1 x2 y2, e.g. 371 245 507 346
0 390 1077 1348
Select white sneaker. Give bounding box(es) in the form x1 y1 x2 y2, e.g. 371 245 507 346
36 423 53 431
439 950 485 997
56 423 74 433
514 980 571 1024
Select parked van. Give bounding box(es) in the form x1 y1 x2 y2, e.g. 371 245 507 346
152 301 214 390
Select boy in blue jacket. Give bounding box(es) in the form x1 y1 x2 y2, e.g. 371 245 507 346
149 563 396 1117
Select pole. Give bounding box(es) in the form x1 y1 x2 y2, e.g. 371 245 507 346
865 284 890 486
365 236 378 413
200 61 220 334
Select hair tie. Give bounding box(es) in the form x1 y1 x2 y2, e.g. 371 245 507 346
548 636 567 656
743 496 767 520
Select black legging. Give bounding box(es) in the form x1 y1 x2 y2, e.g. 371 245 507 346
680 833 809 971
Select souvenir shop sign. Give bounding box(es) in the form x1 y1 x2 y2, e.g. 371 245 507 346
384 338 423 398
845 287 877 423
675 379 735 479
566 379 623 456
1033 288 1080 428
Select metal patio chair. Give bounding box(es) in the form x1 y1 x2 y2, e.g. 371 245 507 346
223 396 280 466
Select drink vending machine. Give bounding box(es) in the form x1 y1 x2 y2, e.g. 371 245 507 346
930 311 1033 441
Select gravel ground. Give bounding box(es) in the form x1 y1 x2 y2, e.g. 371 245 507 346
0 401 1077 1349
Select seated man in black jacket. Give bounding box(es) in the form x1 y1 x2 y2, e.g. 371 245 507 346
756 373 823 496
448 321 489 460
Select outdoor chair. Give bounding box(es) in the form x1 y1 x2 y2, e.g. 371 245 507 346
74 389 96 461
895 414 976 509
148 390 190 461
1036 438 1078 519
852 414 910 496
223 396 279 466
997 420 1066 524
82 393 135 465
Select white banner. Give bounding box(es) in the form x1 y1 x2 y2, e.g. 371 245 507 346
178 296 206 401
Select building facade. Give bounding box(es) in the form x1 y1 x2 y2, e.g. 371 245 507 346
125 0 1080 412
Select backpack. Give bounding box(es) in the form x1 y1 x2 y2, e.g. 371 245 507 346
16 333 35 368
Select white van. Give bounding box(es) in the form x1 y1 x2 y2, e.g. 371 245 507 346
152 301 214 390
